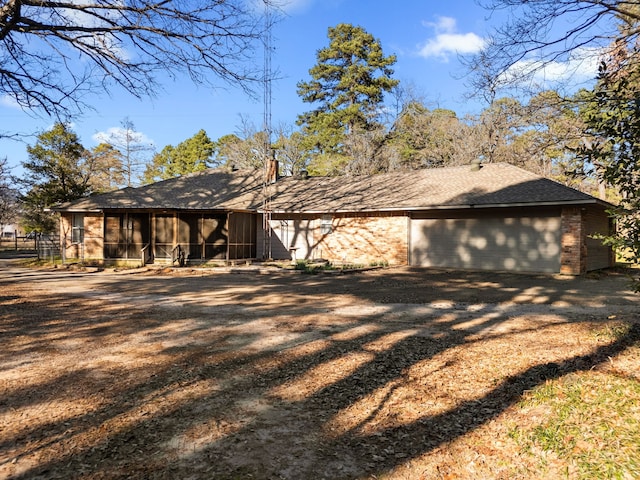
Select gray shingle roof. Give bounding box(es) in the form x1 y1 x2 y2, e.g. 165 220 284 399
269 163 605 212
55 169 265 212
54 163 607 213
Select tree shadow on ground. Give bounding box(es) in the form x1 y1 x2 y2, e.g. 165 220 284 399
0 266 638 479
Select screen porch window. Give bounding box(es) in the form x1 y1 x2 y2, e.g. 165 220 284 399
104 213 150 259
71 214 84 244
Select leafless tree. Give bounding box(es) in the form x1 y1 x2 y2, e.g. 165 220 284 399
467 0 640 96
343 126 388 175
272 124 309 176
0 157 18 233
0 0 268 118
97 118 154 187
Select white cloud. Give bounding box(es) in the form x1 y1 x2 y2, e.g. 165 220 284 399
0 95 21 110
499 47 603 88
273 0 314 13
418 16 485 61
57 121 76 130
52 1 132 62
249 0 315 14
93 127 154 147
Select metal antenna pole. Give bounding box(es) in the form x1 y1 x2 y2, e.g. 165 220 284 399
262 0 273 260
263 1 272 150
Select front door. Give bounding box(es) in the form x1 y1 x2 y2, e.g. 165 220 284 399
154 214 174 259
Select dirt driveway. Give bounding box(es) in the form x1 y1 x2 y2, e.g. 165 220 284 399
1 260 638 479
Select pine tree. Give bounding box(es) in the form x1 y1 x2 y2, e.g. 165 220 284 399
143 130 215 183
297 24 398 175
20 123 90 232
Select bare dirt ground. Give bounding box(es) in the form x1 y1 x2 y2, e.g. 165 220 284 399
1 258 639 479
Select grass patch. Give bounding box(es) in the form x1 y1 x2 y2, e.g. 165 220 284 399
510 369 640 479
369 260 389 267
590 322 634 342
16 257 61 267
293 260 334 273
196 261 226 268
293 260 369 273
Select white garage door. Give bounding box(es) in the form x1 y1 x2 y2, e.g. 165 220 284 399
410 216 561 273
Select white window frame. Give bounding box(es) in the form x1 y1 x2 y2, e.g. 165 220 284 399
71 214 84 244
320 215 332 235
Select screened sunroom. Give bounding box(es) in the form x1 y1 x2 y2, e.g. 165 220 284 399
60 209 258 266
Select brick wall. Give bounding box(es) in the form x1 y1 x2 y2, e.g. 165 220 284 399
59 213 104 263
560 207 587 274
59 214 73 257
315 213 408 266
84 214 104 261
584 207 614 271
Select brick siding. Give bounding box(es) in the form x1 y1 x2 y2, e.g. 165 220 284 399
84 214 104 261
60 213 104 263
584 207 614 271
560 207 587 275
59 214 72 256
315 213 408 266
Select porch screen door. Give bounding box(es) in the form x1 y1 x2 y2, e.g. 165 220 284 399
155 214 174 259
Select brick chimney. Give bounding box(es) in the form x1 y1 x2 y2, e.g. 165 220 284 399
266 156 279 184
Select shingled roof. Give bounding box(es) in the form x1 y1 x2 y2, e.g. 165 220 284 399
54 169 265 212
54 163 609 213
269 163 607 212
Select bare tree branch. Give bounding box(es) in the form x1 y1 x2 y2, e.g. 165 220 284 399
467 0 640 96
0 0 269 118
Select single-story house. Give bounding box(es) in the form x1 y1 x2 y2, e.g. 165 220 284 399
52 161 614 274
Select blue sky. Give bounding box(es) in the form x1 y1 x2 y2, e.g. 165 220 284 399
0 0 598 178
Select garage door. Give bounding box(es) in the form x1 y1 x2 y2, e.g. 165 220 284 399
410 215 561 273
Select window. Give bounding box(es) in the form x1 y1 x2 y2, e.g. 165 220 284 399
71 214 84 244
320 215 332 235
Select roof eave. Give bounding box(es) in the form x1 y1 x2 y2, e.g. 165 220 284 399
47 206 103 213
53 206 259 214
266 198 609 214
